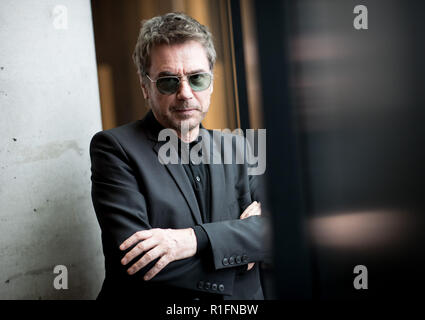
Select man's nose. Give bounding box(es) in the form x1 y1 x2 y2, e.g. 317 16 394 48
176 78 193 100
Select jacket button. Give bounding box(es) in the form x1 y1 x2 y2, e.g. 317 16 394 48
236 256 242 264
242 255 249 263
198 281 204 289
229 256 235 265
205 282 211 290
218 284 224 292
222 258 229 266
212 283 217 291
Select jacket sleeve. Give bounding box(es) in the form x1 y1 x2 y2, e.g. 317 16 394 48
201 215 269 270
90 130 236 295
201 145 270 270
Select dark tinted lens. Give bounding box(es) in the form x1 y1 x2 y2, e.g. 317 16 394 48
189 73 211 91
156 77 179 94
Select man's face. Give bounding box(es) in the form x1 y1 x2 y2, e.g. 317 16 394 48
141 40 213 132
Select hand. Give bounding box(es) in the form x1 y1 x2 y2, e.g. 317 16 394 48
119 228 197 280
240 201 261 220
240 201 262 271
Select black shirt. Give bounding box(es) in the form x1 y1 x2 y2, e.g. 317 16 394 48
180 138 210 254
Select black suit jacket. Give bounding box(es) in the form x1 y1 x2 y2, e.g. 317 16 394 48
90 110 268 300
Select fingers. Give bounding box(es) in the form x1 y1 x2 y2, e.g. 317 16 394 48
143 255 170 281
121 236 158 266
120 229 153 251
120 228 196 280
240 201 261 219
240 201 257 219
127 245 163 276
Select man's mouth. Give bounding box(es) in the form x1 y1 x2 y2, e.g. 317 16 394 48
173 108 198 114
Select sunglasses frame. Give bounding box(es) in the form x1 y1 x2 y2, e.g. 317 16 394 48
144 72 213 95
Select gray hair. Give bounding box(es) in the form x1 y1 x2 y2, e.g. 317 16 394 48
133 12 216 80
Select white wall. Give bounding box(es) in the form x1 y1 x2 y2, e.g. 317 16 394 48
0 0 104 299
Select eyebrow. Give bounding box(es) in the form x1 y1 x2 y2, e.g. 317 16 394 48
156 69 208 77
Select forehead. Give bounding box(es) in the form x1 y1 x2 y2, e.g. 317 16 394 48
149 40 210 76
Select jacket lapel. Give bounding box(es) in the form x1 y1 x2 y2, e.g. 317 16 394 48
152 141 203 225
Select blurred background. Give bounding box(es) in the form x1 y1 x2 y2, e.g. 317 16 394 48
257 0 425 300
1 0 424 300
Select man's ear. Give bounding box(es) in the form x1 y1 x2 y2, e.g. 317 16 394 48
139 75 149 100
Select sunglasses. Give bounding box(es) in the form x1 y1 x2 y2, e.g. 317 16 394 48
145 72 213 95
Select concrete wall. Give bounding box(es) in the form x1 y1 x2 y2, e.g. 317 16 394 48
0 0 104 299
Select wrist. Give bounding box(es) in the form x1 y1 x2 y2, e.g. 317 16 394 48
190 227 197 255
185 228 197 257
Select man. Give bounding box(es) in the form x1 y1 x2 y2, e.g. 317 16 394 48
90 12 268 300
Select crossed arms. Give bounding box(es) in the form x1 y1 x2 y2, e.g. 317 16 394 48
119 201 261 280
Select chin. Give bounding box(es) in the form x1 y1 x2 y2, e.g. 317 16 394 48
177 119 200 131
169 115 200 130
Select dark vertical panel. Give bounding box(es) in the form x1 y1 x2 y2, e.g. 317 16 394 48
253 0 313 299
